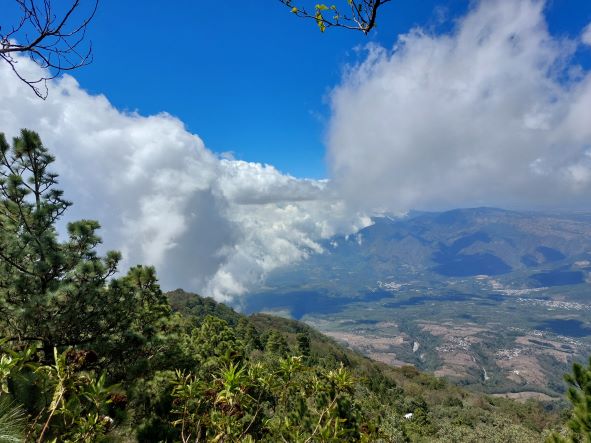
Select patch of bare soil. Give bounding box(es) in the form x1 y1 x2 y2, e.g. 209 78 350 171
323 331 407 354
515 335 573 363
490 392 557 402
367 352 409 367
496 355 547 386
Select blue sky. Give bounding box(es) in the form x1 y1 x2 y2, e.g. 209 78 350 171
75 0 466 178
5 1 590 178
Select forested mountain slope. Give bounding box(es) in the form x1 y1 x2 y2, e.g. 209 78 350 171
162 289 565 442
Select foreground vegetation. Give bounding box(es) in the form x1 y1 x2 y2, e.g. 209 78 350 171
0 129 589 441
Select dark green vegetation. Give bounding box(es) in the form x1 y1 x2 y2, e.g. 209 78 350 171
0 130 588 442
562 357 591 440
251 208 591 397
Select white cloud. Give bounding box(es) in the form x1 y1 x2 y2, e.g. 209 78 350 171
328 0 591 212
0 57 368 302
583 23 591 46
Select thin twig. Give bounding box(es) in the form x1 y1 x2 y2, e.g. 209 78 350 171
0 0 99 98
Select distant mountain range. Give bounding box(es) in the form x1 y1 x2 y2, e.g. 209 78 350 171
260 207 591 296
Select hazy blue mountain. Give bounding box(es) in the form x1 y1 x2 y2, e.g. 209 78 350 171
257 207 591 297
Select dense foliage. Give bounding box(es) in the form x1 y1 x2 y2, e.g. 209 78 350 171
0 130 588 442
0 130 168 368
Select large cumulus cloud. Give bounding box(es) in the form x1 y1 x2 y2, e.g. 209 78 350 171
0 58 368 302
328 0 591 212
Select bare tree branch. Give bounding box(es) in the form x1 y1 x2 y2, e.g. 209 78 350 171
279 0 391 34
0 0 99 99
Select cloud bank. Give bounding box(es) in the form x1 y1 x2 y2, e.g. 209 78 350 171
328 0 591 212
0 58 368 301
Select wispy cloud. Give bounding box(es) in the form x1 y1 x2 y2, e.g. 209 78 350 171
583 22 591 46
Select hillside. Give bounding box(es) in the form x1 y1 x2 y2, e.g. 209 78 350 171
165 289 564 442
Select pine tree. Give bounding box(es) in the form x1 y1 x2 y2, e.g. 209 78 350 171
265 331 289 357
564 357 591 441
296 332 311 358
0 129 168 363
236 317 262 353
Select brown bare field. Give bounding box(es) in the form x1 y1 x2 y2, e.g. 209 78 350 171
490 392 557 402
